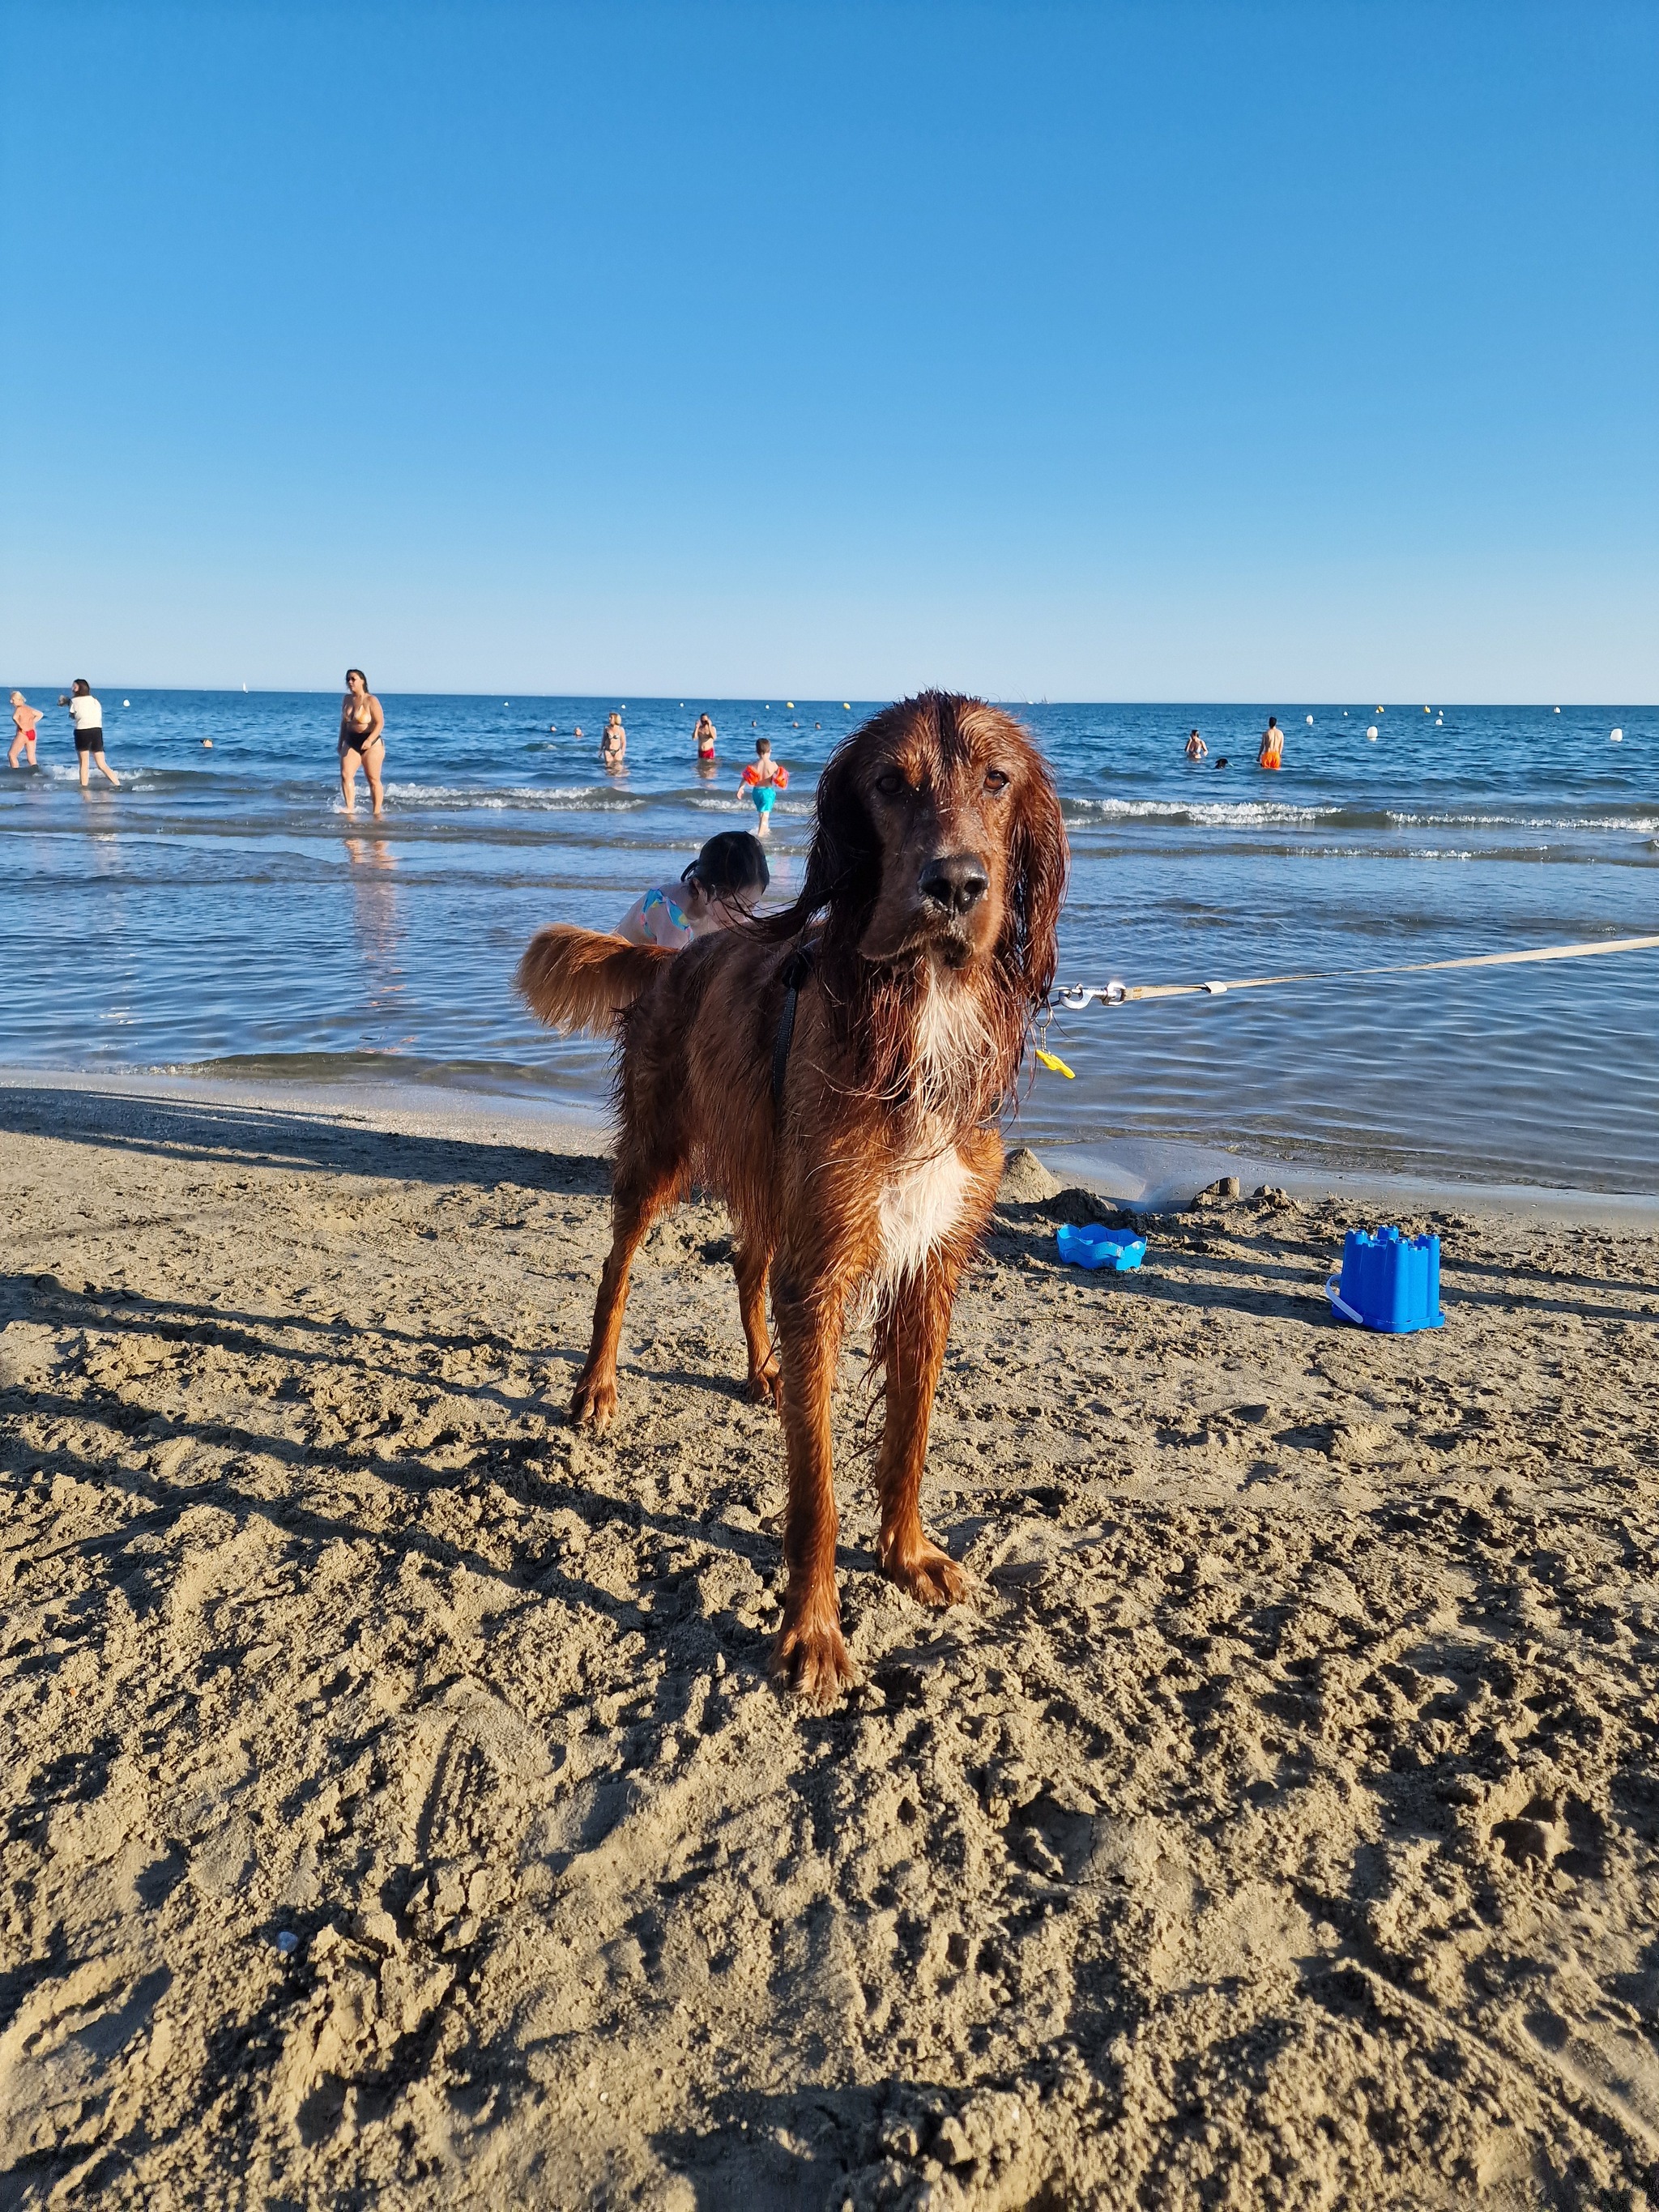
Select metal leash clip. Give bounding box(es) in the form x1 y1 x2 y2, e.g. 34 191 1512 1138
1055 980 1126 1010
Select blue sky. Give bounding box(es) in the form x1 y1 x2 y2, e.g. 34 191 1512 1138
2 1 1653 699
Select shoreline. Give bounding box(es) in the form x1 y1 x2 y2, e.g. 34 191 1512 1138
3 1062 1654 1232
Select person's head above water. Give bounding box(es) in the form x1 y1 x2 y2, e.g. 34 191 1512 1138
755 735 772 756
71 678 91 697
682 830 770 913
345 668 367 692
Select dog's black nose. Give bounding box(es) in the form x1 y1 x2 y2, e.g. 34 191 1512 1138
918 853 989 916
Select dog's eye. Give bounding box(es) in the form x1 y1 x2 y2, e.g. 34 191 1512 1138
983 768 1010 793
874 770 908 798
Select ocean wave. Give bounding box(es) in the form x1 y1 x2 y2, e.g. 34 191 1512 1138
1062 794 1659 835
378 782 647 811
686 795 815 816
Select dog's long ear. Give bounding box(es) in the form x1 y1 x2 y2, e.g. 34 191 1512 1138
1004 746 1068 1005
768 734 882 959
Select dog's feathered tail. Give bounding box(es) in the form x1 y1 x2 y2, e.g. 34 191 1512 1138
514 925 672 1036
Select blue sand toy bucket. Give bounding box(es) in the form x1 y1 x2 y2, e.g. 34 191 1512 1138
1056 1223 1147 1272
1325 1225 1444 1333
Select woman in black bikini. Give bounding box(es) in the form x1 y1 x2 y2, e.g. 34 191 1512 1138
338 668 386 818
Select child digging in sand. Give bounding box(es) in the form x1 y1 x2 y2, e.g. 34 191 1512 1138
740 735 787 834
616 830 770 951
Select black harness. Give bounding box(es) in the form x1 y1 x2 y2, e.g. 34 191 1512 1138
770 943 817 1119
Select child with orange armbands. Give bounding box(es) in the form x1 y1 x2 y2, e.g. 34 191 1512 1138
740 736 788 834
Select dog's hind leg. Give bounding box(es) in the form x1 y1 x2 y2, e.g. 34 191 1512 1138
872 1264 975 1607
731 1241 781 1407
570 1159 681 1432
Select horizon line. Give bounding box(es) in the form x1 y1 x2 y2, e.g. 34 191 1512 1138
6 685 1649 711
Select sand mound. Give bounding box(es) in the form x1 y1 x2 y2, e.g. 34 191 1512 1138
997 1147 1062 1205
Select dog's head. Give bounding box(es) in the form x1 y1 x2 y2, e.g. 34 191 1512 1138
783 693 1067 1006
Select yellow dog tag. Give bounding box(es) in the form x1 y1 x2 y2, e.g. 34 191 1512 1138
1035 1049 1075 1079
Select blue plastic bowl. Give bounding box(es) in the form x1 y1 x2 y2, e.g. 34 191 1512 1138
1056 1223 1147 1272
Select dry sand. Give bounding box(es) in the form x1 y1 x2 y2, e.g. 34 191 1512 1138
3 1080 1659 2210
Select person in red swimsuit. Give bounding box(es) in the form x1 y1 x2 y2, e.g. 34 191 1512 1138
8 692 42 769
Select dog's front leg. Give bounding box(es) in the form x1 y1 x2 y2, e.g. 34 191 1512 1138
873 1263 975 1607
770 1273 854 1703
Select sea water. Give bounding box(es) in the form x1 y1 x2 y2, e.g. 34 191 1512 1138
2 693 1654 1193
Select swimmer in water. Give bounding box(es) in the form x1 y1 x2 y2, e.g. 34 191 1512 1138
1257 716 1284 770
8 692 42 769
1214 756 1230 769
694 712 717 761
1184 728 1207 760
338 668 386 817
61 680 120 787
616 831 770 949
740 735 788 836
601 712 626 769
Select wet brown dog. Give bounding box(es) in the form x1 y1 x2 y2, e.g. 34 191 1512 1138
515 692 1067 1700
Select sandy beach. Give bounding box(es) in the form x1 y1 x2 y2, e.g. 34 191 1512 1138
4 1077 1659 2210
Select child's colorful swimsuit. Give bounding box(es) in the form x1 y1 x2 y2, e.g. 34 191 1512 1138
741 762 787 815
617 885 698 950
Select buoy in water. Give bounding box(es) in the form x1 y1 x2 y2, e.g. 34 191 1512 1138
122 698 131 707
786 701 795 710
1306 714 1313 724
843 702 851 710
1610 728 1624 743
1367 726 1379 740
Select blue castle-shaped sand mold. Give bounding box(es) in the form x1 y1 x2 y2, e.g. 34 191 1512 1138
1333 1225 1444 1333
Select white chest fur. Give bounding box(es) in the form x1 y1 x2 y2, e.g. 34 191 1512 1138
867 1144 973 1308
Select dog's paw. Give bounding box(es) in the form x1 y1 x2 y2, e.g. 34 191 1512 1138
772 1613 855 1706
569 1370 618 1432
746 1353 783 1410
884 1541 975 1609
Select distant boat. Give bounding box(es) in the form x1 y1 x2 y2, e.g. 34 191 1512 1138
242 682 248 693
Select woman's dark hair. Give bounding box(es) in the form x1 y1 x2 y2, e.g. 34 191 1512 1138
683 831 770 902
345 668 367 688
72 678 90 694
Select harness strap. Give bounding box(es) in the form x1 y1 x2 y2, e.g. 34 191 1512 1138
771 943 816 1120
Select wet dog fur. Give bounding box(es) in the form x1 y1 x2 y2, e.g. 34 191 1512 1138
515 691 1068 1701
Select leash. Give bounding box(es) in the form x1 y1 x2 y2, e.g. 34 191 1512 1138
771 942 817 1118
1051 932 1659 1012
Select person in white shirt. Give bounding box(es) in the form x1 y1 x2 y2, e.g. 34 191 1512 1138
59 679 120 788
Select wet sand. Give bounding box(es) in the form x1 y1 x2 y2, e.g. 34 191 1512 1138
3 1080 1659 2209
